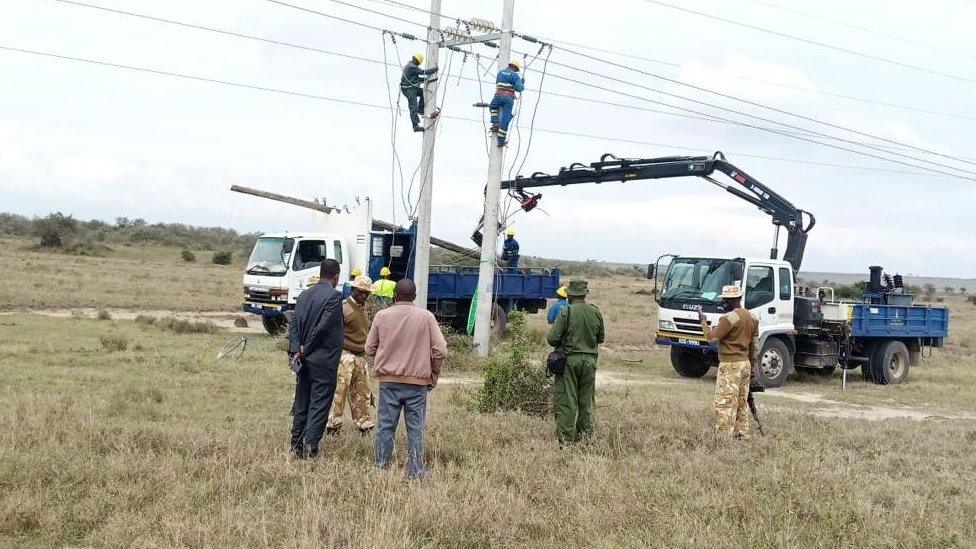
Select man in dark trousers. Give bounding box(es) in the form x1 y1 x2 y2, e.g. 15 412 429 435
400 53 438 132
288 258 344 458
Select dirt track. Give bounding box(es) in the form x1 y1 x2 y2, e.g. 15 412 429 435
0 308 265 333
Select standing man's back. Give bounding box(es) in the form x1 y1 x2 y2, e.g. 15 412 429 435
288 259 344 458
366 279 447 478
547 279 605 445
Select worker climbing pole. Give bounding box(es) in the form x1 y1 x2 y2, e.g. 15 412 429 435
399 52 439 133
488 58 524 146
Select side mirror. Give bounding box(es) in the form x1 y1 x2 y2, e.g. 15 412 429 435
645 264 655 280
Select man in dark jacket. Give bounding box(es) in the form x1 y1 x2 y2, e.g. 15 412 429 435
288 258 344 458
400 53 438 132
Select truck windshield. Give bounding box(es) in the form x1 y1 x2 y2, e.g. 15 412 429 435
246 237 292 276
661 258 741 304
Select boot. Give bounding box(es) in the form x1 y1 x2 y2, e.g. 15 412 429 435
413 125 425 133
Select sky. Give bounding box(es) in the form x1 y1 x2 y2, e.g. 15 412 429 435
1 0 974 277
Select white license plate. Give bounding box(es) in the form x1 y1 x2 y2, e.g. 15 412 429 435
678 338 697 345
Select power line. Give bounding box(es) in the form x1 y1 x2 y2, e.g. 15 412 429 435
53 0 973 175
549 43 976 168
266 0 419 38
358 0 976 122
637 0 976 85
268 0 976 177
742 0 976 61
0 43 960 182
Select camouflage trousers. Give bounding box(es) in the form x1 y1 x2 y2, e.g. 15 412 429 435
714 360 751 439
327 351 375 432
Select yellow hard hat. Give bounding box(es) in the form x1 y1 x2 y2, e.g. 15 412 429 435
412 53 425 64
505 228 516 236
350 268 363 277
380 266 392 277
508 58 523 71
556 286 568 298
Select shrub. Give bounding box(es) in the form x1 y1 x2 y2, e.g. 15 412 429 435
96 309 112 321
160 317 218 334
470 310 552 417
212 250 233 265
969 295 976 307
100 334 129 352
33 212 78 247
233 316 249 328
833 281 868 300
444 328 477 370
181 248 196 262
135 315 157 326
63 238 111 256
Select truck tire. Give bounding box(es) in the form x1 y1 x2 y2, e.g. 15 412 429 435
670 347 710 378
490 304 507 339
262 315 287 336
755 338 791 388
868 340 910 384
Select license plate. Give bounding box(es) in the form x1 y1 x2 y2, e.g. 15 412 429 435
678 338 697 345
262 305 281 311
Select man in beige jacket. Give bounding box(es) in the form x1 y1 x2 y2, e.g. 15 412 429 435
365 278 447 478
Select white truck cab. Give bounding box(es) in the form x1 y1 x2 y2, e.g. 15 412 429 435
655 256 797 386
242 198 374 334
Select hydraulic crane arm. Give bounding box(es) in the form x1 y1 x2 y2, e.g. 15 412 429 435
500 152 815 271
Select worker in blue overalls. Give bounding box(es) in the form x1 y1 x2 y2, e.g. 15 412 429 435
500 228 520 270
400 53 438 132
489 59 524 146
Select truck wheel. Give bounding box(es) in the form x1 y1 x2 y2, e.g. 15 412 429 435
490 304 507 338
670 347 710 378
262 315 287 336
869 341 910 384
755 338 791 388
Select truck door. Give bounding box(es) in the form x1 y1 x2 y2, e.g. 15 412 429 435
776 266 795 326
330 239 348 283
744 264 777 331
289 239 327 299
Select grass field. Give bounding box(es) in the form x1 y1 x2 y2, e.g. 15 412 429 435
1 241 975 546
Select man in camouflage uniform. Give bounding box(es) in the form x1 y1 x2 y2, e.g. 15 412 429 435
327 275 376 435
699 284 759 439
547 279 605 445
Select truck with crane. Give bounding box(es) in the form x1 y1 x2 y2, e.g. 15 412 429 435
231 185 559 336
501 151 949 387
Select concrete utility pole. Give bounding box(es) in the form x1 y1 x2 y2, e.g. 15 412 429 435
412 0 442 309
472 0 516 356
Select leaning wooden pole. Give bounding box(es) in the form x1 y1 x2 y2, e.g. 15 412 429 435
230 184 479 259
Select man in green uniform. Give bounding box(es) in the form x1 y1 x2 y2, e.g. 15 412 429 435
547 279 605 445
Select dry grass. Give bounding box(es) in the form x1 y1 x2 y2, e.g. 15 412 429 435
2 245 976 546
1 313 975 547
0 237 242 312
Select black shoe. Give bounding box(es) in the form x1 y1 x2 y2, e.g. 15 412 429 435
413 125 425 133
497 140 508 147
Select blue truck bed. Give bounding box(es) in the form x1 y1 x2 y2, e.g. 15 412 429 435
849 303 949 338
427 266 559 300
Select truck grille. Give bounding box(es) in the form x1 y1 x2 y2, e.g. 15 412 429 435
673 317 703 335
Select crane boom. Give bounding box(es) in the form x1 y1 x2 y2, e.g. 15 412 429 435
500 151 815 271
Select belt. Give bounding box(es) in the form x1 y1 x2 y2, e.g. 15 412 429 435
495 89 516 97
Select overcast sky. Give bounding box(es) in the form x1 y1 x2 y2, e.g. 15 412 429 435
2 0 974 277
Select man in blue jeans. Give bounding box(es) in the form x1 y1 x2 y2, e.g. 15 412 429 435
365 279 447 478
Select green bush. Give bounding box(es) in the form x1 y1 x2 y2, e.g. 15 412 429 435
96 309 112 321
63 238 111 256
444 328 477 370
470 310 553 417
100 334 129 352
211 250 233 265
33 212 78 248
833 281 868 300
181 248 196 262
969 295 976 307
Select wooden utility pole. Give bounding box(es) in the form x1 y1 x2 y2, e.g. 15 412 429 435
472 0 516 356
412 0 442 309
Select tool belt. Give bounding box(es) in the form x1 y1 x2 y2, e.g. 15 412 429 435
495 89 516 97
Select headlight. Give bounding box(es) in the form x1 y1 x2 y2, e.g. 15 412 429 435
659 320 676 331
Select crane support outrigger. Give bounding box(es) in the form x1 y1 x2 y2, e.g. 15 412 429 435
502 151 947 389
501 151 816 271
